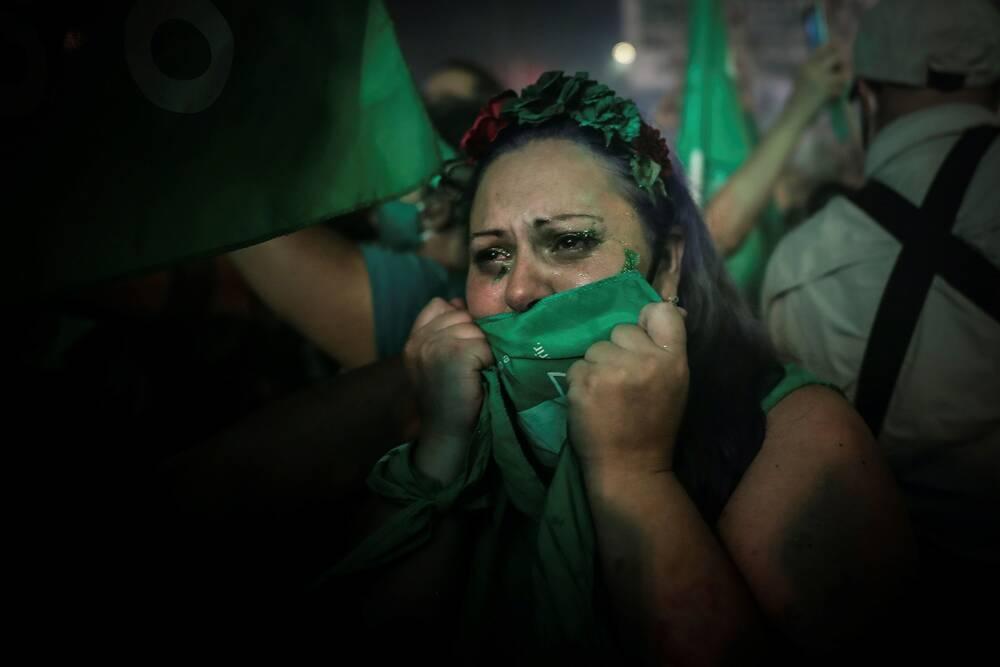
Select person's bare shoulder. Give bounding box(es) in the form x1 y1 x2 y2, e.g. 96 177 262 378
718 385 915 650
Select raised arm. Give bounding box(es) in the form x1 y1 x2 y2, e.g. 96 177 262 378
705 44 849 256
568 301 767 665
583 448 767 665
229 225 377 368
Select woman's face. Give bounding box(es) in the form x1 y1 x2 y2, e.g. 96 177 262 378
466 138 658 319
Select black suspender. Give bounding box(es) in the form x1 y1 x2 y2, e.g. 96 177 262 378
846 124 1000 438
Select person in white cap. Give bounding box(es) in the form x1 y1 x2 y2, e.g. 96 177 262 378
761 0 1000 642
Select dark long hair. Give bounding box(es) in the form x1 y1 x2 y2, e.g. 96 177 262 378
473 119 784 525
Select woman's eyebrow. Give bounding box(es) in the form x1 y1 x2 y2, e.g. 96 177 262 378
471 214 605 239
470 228 506 239
534 213 605 227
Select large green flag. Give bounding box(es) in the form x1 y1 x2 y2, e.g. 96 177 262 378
3 0 441 302
676 0 784 304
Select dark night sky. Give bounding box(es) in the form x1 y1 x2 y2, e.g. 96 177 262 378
384 0 639 98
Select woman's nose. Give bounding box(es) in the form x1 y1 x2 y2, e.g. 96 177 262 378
503 256 553 313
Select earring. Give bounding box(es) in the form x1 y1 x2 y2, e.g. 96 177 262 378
665 295 680 306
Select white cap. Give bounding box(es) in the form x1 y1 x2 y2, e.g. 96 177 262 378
853 0 1000 89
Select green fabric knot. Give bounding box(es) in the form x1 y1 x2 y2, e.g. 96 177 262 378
325 413 494 577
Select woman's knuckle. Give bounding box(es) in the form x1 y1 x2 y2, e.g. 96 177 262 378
599 365 626 389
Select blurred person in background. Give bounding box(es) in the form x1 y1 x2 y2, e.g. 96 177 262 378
701 45 851 260
670 0 857 307
762 0 1000 651
230 60 503 369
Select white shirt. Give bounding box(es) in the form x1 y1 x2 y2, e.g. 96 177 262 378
761 104 1000 565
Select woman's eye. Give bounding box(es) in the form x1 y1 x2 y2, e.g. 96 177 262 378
474 247 511 263
473 247 513 276
553 233 599 253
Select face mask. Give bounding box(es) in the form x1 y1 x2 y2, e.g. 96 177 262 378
373 139 458 250
374 199 423 250
476 271 662 465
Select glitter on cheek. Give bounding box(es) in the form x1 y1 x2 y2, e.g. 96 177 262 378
622 248 640 272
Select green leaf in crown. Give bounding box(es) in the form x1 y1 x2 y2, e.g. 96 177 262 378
497 72 668 197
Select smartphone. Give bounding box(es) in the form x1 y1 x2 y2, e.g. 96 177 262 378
802 2 850 142
803 3 830 50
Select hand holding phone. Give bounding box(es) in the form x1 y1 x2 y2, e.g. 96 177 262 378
801 2 851 141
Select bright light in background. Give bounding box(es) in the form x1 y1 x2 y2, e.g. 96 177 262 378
612 41 636 65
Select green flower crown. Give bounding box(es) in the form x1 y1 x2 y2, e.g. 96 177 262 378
460 71 672 196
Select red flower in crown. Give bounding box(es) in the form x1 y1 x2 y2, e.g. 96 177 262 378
459 90 517 159
633 121 672 177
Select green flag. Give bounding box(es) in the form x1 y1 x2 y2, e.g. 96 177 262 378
3 0 441 302
676 0 784 303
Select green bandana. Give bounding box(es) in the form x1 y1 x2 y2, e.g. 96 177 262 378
479 272 662 469
327 271 661 657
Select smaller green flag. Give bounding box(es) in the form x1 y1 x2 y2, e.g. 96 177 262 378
676 0 784 303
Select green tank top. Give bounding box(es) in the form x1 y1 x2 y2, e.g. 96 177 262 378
761 362 836 414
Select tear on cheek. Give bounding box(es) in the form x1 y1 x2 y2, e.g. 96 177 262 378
493 264 511 282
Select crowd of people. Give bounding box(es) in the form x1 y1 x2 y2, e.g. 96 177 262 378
17 0 998 662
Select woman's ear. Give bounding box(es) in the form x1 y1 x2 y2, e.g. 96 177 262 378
651 233 685 300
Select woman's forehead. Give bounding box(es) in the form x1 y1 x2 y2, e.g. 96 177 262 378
470 139 625 227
